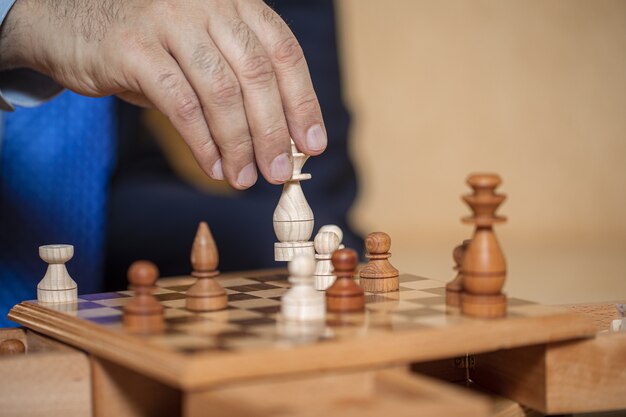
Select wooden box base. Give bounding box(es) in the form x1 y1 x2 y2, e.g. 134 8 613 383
0 328 91 417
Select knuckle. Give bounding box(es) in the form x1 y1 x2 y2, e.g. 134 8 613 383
292 94 320 116
195 138 219 160
220 135 253 157
173 94 202 123
191 43 224 75
272 37 304 67
209 76 242 107
240 54 275 85
232 19 255 53
257 123 290 145
157 72 180 91
260 6 282 28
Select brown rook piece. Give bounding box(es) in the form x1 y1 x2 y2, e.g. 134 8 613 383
460 173 507 318
123 261 165 333
0 339 26 355
326 248 365 313
446 239 471 308
186 222 227 311
359 232 399 292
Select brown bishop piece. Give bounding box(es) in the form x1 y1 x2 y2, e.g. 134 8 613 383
326 248 365 313
123 260 165 333
445 239 471 308
186 222 227 311
359 232 399 292
460 173 507 318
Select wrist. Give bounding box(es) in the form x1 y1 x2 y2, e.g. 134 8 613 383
0 0 30 70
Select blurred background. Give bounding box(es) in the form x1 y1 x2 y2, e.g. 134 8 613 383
103 0 625 305
336 0 626 304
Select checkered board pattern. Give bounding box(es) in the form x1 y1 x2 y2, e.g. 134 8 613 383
28 273 547 355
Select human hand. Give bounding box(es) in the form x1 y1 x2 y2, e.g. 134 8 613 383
0 0 326 189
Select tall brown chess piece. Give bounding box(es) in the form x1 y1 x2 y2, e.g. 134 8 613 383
359 232 399 293
123 260 165 333
326 248 365 313
461 174 507 318
445 239 471 308
186 222 228 311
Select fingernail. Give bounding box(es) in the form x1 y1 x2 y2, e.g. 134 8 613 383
211 159 224 180
237 163 257 188
306 124 327 152
270 153 292 182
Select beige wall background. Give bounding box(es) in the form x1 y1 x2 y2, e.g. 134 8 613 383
336 0 626 304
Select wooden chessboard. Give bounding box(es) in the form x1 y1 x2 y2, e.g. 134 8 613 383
8 269 596 391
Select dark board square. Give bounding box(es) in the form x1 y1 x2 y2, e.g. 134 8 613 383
229 283 281 292
395 307 441 318
82 292 131 301
89 315 123 325
217 330 254 339
164 285 193 292
406 296 445 305
77 301 112 310
165 315 209 324
425 287 446 296
154 292 187 301
246 274 289 283
228 293 261 301
249 305 281 314
399 274 430 283
231 317 276 326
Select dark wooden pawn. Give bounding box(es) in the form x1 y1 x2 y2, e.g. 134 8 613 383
359 232 399 293
123 260 165 333
445 239 471 308
326 248 365 313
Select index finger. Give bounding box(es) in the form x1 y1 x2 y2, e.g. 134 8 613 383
237 0 327 156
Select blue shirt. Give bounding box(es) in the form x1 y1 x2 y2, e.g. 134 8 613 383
0 0 117 327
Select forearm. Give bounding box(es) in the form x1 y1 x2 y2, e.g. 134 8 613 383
0 0 26 71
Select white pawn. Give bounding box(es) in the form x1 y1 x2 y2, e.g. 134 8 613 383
318 224 344 249
37 245 78 303
281 254 325 321
313 231 340 290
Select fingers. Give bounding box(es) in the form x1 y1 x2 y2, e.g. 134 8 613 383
130 46 224 181
206 4 293 185
168 31 257 189
236 0 327 156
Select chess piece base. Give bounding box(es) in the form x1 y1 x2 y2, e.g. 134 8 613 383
461 293 507 318
446 288 462 307
281 294 325 321
274 241 314 262
186 294 228 311
186 278 228 312
326 294 365 313
123 313 165 334
359 276 399 293
37 287 77 303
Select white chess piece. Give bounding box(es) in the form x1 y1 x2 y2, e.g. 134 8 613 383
313 231 340 290
273 141 315 261
37 244 78 303
319 224 344 249
281 254 325 321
